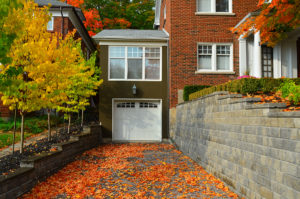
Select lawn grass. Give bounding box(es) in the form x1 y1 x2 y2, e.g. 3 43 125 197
0 115 63 149
0 132 33 149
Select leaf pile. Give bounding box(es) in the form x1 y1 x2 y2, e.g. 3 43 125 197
22 143 240 199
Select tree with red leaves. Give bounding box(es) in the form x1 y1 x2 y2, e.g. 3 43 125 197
233 0 300 47
62 0 155 36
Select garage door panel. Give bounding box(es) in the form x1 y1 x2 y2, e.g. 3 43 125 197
113 101 162 141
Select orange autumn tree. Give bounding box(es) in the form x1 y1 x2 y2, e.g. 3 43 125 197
232 0 300 47
61 0 131 36
60 0 103 36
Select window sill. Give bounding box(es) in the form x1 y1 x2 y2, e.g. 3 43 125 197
195 71 235 75
195 12 236 16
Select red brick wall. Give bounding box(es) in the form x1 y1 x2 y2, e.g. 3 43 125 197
160 0 171 35
0 95 10 118
160 0 258 107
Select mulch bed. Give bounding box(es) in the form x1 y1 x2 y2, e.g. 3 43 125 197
0 126 82 176
241 92 300 111
22 144 240 199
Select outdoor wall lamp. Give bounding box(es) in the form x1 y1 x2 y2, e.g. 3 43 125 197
132 84 137 95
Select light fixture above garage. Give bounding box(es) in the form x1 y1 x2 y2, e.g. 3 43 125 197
132 84 137 95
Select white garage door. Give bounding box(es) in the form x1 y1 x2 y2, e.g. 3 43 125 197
113 100 162 141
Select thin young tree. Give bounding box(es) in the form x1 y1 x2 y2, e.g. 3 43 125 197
0 1 51 153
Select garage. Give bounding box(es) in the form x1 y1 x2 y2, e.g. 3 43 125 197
112 100 162 142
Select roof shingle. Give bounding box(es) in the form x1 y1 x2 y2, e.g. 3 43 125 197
35 0 73 7
93 29 169 41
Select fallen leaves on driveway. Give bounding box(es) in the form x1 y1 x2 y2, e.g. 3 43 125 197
22 144 239 199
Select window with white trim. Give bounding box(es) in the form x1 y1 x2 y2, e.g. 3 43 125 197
197 43 233 72
47 17 54 31
197 0 232 13
109 46 162 81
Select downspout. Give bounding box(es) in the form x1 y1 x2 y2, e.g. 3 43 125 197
60 7 64 37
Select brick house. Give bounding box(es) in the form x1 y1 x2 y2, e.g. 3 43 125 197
0 0 96 120
154 0 259 108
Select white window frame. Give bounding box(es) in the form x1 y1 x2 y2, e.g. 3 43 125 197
108 46 162 81
196 0 233 15
47 16 54 31
197 43 234 73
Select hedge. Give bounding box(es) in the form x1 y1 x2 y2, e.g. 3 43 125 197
183 85 211 101
189 78 300 101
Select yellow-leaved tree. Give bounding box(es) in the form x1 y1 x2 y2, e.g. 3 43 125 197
0 1 52 153
56 36 102 134
0 1 102 152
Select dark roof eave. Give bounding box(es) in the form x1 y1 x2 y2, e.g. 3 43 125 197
38 5 96 52
71 7 96 52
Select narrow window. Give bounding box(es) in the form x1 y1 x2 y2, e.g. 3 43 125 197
109 47 125 79
216 0 229 12
47 17 54 31
145 48 161 80
198 0 211 12
198 45 212 70
261 45 273 78
127 47 143 79
216 45 230 70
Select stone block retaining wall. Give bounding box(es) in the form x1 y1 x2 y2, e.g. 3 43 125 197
0 125 102 199
172 92 300 199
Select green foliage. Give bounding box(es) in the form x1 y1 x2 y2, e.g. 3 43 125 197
0 132 32 148
0 0 23 65
183 85 210 101
0 115 63 133
279 79 300 105
189 78 300 101
84 0 155 29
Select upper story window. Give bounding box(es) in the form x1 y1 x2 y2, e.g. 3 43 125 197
109 46 162 81
197 0 232 14
47 17 54 31
197 43 233 72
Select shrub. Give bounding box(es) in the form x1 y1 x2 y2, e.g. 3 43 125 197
183 85 210 101
189 78 300 101
279 79 300 105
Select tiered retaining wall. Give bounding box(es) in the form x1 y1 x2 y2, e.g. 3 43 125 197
0 125 102 199
172 91 300 199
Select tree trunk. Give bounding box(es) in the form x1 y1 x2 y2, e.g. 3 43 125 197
67 114 71 134
81 109 84 128
20 112 24 154
12 105 17 155
47 109 51 141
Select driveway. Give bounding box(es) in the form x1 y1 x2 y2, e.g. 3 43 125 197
22 143 239 199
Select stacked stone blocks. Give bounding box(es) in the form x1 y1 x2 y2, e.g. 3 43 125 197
172 92 300 199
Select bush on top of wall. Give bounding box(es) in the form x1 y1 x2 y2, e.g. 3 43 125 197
189 78 300 101
183 85 211 101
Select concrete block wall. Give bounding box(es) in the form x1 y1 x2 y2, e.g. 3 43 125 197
172 92 300 199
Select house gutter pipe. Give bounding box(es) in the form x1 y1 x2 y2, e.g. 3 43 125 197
60 7 64 37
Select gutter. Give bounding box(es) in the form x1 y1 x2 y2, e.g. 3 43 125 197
60 6 64 37
93 37 169 43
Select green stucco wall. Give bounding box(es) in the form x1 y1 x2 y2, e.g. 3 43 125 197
98 45 168 139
